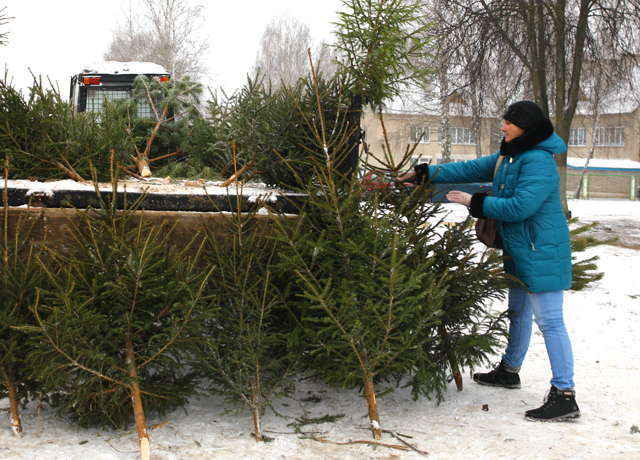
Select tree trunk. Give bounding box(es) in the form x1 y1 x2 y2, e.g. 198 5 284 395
469 78 483 159
222 159 255 187
127 340 150 460
251 396 263 442
53 160 87 183
576 109 600 199
345 94 363 179
137 156 152 178
439 56 451 164
438 324 463 391
7 371 23 438
363 372 381 440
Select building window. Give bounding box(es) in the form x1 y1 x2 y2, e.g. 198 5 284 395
411 126 430 143
568 128 586 146
594 127 624 146
411 156 430 167
437 127 476 145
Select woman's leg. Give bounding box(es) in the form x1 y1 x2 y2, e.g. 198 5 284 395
528 290 575 389
473 287 530 388
502 287 533 370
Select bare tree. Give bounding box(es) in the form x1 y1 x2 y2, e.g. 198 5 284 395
440 0 640 212
252 14 337 88
407 0 528 163
574 53 640 197
104 0 210 81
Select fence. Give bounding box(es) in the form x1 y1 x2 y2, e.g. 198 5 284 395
567 173 640 200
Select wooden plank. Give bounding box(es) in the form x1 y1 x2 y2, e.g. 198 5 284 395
2 207 294 259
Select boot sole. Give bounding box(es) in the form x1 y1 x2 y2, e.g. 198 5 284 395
525 411 581 422
472 378 521 389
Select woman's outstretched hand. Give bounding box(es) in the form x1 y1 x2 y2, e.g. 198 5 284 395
446 191 472 208
396 171 417 183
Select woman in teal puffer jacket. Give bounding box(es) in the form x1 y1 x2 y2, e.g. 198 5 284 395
399 101 580 422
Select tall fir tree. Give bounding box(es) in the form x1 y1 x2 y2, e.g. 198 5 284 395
272 172 447 440
268 81 513 440
267 80 444 440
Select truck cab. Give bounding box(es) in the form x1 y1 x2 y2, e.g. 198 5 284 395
69 61 170 117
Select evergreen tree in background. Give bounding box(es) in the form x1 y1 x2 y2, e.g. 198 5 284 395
0 73 204 183
26 167 213 460
187 71 351 190
130 74 203 178
194 190 299 442
569 218 617 291
0 77 130 182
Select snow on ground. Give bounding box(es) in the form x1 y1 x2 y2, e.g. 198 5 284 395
1 199 639 460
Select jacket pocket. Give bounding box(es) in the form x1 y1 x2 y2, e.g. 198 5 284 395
526 220 536 251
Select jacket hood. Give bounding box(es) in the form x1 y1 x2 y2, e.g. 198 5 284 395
533 132 567 156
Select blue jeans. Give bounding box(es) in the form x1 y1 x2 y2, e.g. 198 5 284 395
502 288 575 389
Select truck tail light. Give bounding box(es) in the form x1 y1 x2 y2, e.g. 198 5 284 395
83 77 101 86
159 77 169 82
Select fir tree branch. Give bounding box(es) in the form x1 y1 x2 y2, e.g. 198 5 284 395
314 437 410 451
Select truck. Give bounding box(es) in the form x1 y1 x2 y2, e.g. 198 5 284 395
69 61 170 118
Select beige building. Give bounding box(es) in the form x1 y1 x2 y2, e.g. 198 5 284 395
566 110 640 161
361 111 498 170
361 105 640 170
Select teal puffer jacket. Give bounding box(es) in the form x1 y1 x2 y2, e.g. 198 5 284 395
428 133 572 293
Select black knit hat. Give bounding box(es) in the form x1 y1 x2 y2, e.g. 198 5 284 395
503 101 547 132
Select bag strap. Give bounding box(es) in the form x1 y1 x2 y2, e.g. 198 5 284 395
493 155 504 179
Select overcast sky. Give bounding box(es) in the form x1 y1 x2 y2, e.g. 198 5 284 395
2 0 344 97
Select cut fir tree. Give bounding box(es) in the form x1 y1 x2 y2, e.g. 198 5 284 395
194 188 299 442
267 70 513 440
265 83 451 438
26 170 213 460
129 75 203 178
272 162 447 440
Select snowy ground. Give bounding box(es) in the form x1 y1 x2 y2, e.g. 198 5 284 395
1 199 639 460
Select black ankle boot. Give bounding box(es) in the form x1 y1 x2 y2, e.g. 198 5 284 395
525 386 581 422
472 360 521 389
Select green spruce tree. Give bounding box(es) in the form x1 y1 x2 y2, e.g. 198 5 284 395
267 83 449 440
331 0 432 175
26 165 213 460
186 71 351 190
267 80 513 440
0 76 131 182
194 188 299 442
273 177 447 440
